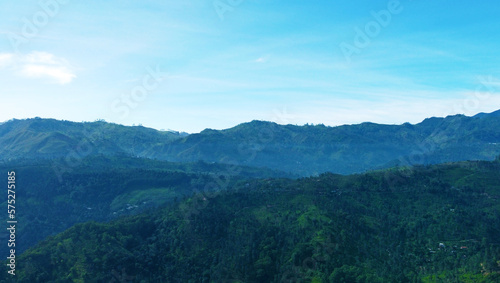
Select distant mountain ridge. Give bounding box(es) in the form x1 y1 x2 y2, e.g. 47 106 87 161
1 110 500 175
0 118 182 160
474 109 500 119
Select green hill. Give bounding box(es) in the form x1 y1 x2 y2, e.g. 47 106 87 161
10 159 500 282
0 118 183 161
2 110 500 176
0 156 292 257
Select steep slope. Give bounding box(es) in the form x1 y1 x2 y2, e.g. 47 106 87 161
11 160 500 282
0 156 292 256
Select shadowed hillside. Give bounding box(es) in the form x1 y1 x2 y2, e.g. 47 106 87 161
10 159 500 282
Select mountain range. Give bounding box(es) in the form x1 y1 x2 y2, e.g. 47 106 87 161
1 110 500 175
1 111 500 282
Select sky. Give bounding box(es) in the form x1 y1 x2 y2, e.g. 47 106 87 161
1 0 500 133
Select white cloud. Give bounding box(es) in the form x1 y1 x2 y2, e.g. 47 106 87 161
21 64 76 85
0 53 14 67
0 51 76 84
24 52 61 65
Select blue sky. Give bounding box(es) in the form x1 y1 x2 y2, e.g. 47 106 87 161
1 0 500 133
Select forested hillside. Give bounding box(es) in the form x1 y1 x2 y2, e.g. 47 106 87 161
10 159 500 282
0 156 291 256
0 118 183 160
1 110 500 176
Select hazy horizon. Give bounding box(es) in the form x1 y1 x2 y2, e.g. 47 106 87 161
1 1 499 132
2 107 497 134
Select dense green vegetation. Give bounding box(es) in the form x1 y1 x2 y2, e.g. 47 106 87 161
2 110 500 176
9 159 500 282
0 118 183 161
1 112 499 281
0 156 291 256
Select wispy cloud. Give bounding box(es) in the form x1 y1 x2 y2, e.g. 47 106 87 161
0 51 76 84
0 53 14 67
21 64 75 85
264 90 500 127
255 56 269 63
